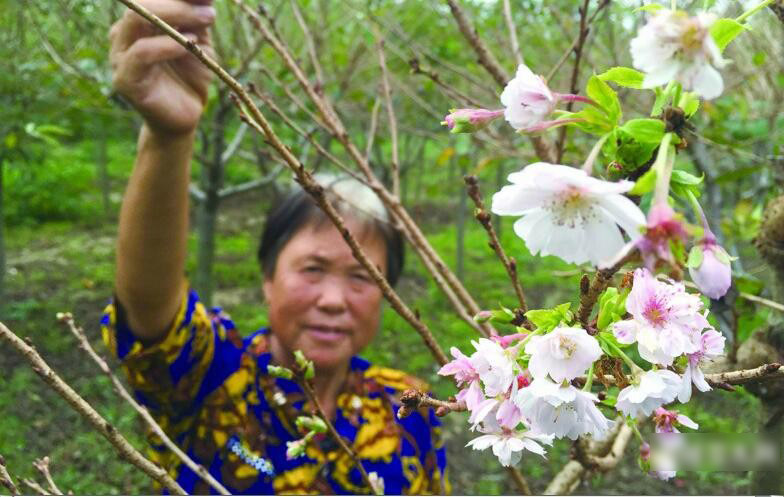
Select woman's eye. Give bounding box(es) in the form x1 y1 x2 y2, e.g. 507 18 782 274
351 272 372 282
303 266 323 273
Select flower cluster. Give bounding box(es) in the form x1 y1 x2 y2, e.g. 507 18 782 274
439 327 614 466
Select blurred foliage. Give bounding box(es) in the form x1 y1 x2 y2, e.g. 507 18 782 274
1 0 783 494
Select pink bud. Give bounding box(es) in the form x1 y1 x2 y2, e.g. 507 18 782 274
442 108 504 134
688 241 731 299
640 442 651 461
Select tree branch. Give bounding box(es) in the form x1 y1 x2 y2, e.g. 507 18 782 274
464 175 529 317
32 457 63 496
502 0 523 67
375 36 401 197
577 249 639 329
57 313 232 495
0 320 186 495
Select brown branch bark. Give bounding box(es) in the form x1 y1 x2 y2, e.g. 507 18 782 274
375 36 401 198
0 320 186 495
577 249 638 329
57 313 232 495
464 175 529 316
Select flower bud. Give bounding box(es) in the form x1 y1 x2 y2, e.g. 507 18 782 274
368 471 385 495
295 415 327 434
442 108 503 134
687 241 731 299
267 365 294 379
285 438 307 460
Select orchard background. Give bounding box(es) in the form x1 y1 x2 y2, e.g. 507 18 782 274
0 0 782 494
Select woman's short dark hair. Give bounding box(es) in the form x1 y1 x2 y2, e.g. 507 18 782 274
258 174 405 287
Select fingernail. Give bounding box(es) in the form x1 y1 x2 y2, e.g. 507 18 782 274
194 6 216 22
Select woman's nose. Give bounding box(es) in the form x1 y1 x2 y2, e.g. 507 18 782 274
315 277 348 313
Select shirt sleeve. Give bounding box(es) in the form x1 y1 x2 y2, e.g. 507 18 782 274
100 288 230 420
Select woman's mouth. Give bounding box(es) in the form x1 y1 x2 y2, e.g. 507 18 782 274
304 325 348 343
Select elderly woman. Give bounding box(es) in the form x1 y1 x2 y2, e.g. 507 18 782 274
103 1 448 494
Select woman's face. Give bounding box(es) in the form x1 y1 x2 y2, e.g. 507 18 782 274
262 219 387 372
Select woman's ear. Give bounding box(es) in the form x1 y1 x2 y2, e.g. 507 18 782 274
261 278 272 304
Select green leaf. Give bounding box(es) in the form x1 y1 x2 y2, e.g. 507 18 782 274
629 168 657 196
636 4 664 12
586 75 622 124
651 87 670 117
598 67 645 89
561 108 613 135
710 18 747 53
752 51 766 66
620 119 665 144
525 302 572 332
671 169 703 186
680 92 700 117
687 246 704 269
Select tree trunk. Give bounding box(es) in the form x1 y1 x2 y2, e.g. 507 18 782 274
0 156 5 310
194 98 229 307
96 126 111 218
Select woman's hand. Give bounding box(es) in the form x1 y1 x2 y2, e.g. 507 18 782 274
109 0 216 136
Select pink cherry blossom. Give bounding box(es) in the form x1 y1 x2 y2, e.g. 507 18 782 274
470 338 519 397
613 268 706 366
636 202 689 271
525 326 602 382
630 9 728 99
678 328 725 402
491 163 645 266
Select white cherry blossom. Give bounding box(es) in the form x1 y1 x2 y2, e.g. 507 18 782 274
517 377 611 440
500 63 557 131
525 326 602 382
616 369 682 419
466 415 553 467
630 9 728 99
470 338 519 397
491 163 645 266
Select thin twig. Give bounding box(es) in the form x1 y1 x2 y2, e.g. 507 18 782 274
289 0 324 91
57 313 232 495
397 389 466 419
375 36 400 197
32 457 63 496
0 455 19 496
555 0 592 163
365 95 382 162
0 320 186 495
502 0 523 67
22 479 51 496
464 175 529 316
545 0 611 81
298 376 376 493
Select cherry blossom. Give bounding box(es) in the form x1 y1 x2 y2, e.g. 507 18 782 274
438 347 483 409
500 63 557 131
466 415 553 467
678 328 726 403
613 268 707 366
525 326 602 382
636 202 689 271
653 407 699 433
491 163 646 266
630 9 728 99
470 338 519 397
616 369 682 419
517 377 611 440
